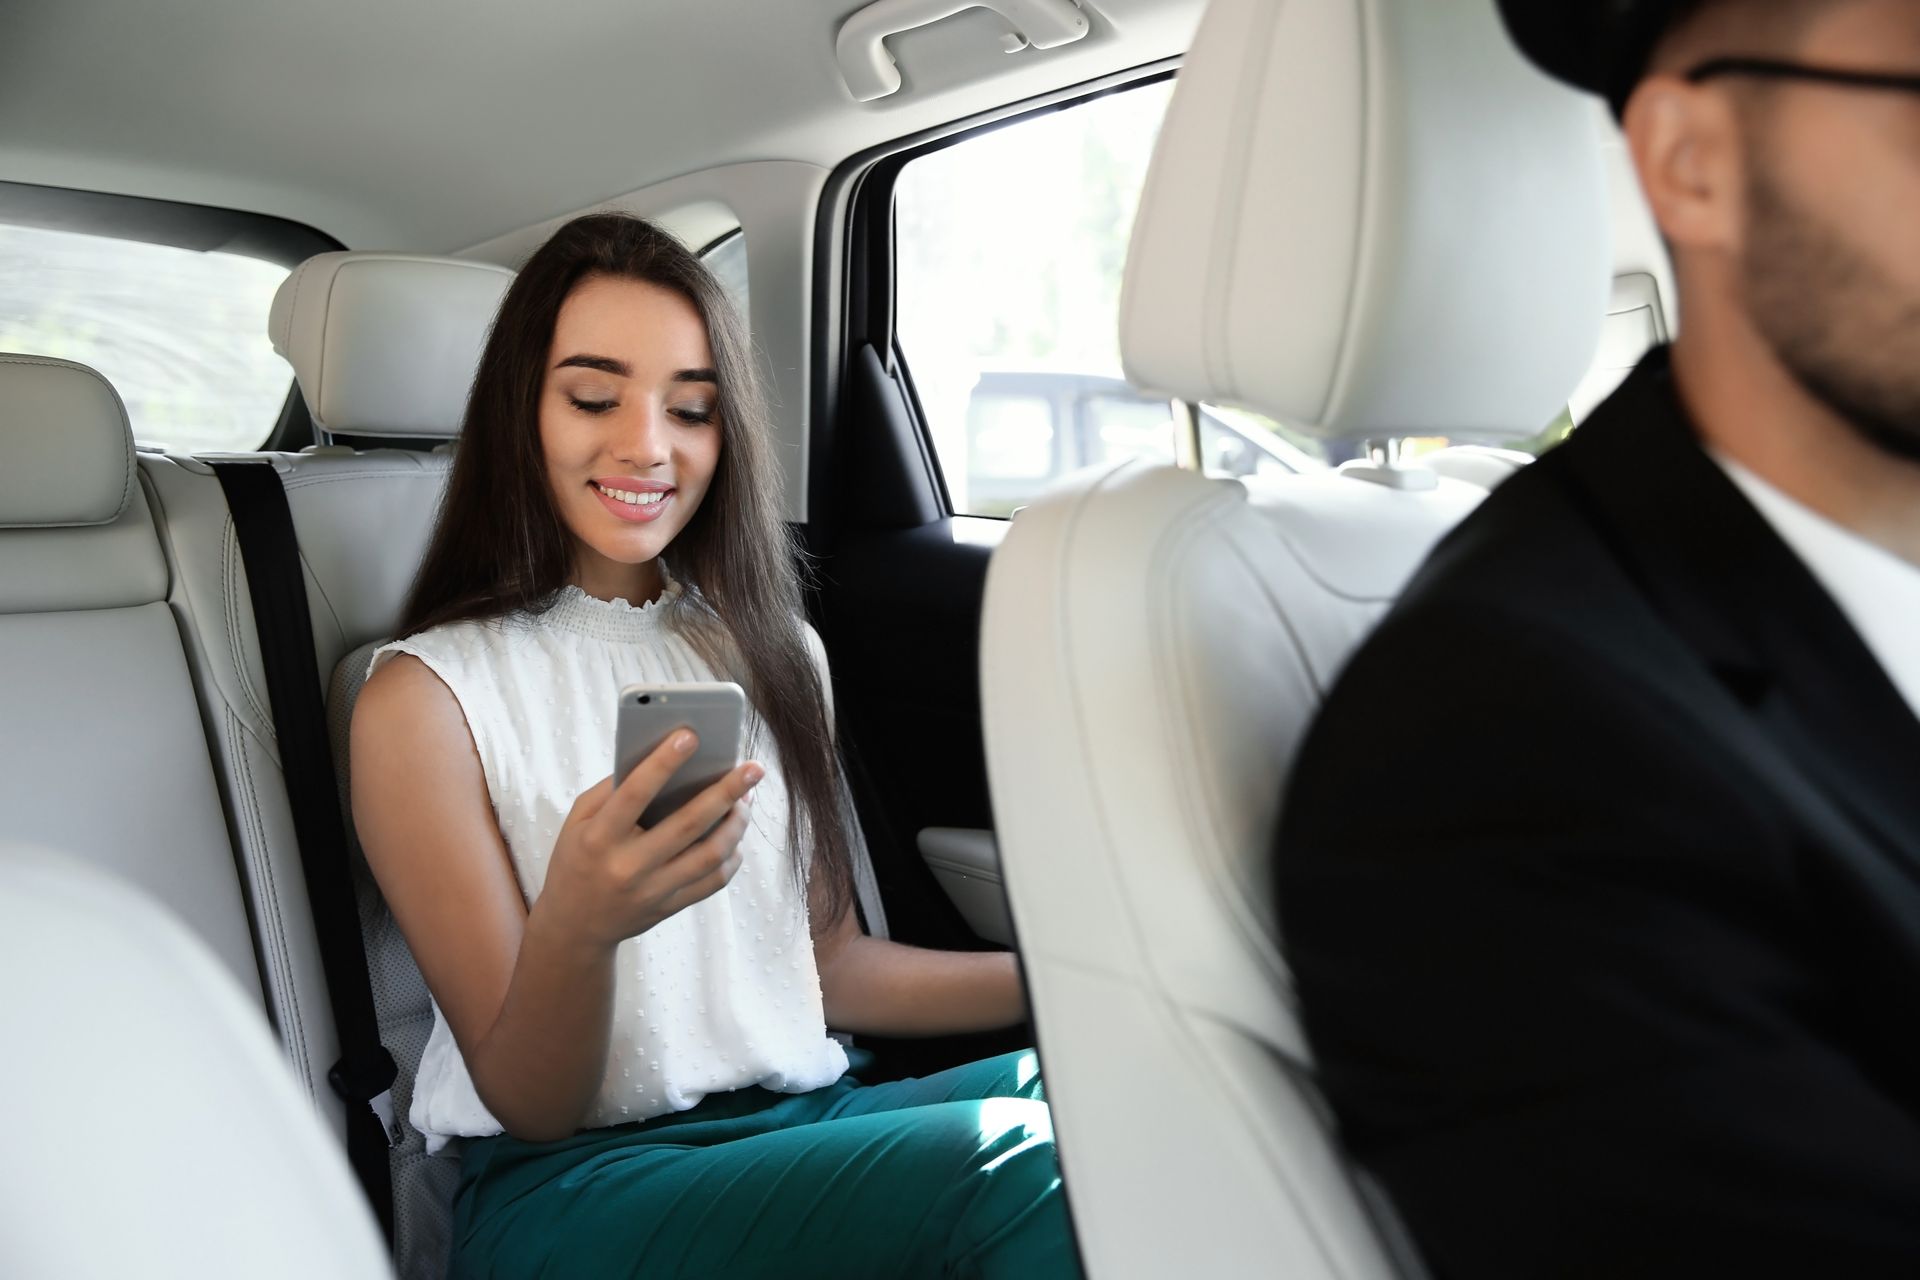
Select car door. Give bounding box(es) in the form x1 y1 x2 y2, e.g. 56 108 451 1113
802 69 1178 1078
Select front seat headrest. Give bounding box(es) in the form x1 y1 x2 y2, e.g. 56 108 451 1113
270 251 515 439
1120 0 1611 443
0 354 135 529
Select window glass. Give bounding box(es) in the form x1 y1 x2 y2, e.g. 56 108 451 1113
1084 394 1175 467
964 393 1055 516
1393 407 1577 466
1199 402 1576 478
896 80 1175 517
0 222 292 453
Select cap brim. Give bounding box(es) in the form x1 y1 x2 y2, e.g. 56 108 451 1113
1495 1 1608 94
1495 0 1680 114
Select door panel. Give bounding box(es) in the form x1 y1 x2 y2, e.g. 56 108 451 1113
805 72 1179 1079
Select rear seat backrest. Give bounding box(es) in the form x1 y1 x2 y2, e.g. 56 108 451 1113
0 353 264 1001
142 253 513 1279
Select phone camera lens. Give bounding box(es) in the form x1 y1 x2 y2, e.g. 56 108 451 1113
638 694 651 705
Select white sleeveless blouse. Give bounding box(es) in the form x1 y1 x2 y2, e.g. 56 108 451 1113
370 576 849 1152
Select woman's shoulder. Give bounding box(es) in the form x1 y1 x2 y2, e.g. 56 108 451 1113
366 613 533 694
357 613 530 748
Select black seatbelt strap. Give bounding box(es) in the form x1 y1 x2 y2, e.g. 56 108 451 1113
213 461 398 1244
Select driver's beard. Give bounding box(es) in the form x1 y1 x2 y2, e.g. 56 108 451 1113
1740 155 1920 465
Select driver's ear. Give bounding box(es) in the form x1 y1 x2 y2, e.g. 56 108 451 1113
1625 73 1748 257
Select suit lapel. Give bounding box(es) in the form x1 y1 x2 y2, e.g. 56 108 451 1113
1550 349 1920 871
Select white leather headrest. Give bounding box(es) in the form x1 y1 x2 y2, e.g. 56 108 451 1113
0 355 135 529
270 252 514 438
1121 0 1610 441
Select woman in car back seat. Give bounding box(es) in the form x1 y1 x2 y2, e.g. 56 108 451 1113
350 213 1078 1280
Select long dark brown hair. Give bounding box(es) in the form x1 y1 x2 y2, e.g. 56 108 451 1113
398 213 852 928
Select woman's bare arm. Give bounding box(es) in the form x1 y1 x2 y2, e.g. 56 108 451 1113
811 897 1027 1037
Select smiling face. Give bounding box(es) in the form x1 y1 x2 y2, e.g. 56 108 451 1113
539 273 724 602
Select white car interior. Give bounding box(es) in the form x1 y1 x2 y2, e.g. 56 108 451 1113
0 0 1668 1275
979 0 1607 1274
0 844 390 1279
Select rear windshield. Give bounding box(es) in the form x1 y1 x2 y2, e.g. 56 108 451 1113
0 221 293 453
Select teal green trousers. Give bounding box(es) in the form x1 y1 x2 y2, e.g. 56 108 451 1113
448 1048 1083 1279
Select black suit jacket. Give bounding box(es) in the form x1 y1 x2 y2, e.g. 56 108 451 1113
1276 349 1920 1279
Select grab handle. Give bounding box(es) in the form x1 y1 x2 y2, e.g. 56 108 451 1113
836 0 1091 101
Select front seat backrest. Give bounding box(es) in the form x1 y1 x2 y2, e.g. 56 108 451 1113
979 0 1608 1276
0 843 390 1279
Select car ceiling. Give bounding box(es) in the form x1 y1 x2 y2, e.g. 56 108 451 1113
0 0 1202 254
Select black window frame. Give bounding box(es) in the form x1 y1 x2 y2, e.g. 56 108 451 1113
808 59 1179 533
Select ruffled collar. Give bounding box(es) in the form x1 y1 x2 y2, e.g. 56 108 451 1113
542 565 684 642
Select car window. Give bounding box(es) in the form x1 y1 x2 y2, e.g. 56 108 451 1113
0 221 292 453
966 393 1056 515
1393 407 1577 466
895 79 1174 517
893 76 1583 508
1084 391 1318 481
1083 394 1174 467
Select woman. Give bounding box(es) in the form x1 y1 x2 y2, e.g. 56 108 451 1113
351 213 1079 1278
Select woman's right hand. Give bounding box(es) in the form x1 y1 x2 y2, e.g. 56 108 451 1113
531 730 764 953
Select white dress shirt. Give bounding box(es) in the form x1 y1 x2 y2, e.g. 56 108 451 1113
1715 454 1920 722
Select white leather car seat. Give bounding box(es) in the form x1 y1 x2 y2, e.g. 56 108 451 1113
151 249 889 1277
139 251 512 1279
979 1 1609 1276
0 353 264 1000
0 843 390 1279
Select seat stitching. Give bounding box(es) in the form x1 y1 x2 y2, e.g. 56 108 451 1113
1141 500 1301 995
1320 0 1379 426
283 257 313 370
1202 0 1287 397
221 515 275 730
1169 999 1374 1278
1158 513 1302 997
1242 487 1466 605
230 701 316 1102
314 264 345 426
281 467 450 493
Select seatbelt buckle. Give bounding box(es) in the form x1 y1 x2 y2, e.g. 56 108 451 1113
368 1089 405 1149
329 1047 404 1149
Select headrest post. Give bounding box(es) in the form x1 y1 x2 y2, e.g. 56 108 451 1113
1174 399 1203 472
1338 437 1439 492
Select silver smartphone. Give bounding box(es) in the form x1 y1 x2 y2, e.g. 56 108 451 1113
614 682 748 830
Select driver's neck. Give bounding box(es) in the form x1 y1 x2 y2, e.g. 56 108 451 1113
1670 288 1920 569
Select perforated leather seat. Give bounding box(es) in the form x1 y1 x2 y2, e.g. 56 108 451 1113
978 0 1610 1275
